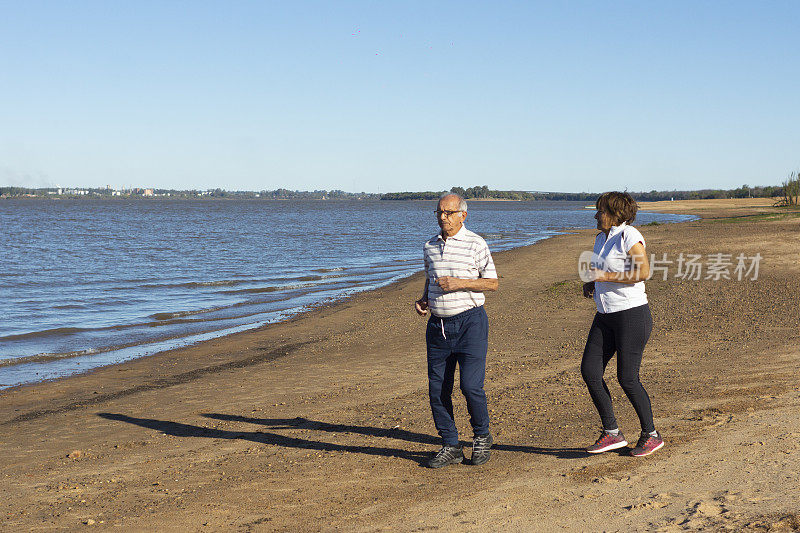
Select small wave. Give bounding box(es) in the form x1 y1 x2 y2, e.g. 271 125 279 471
143 304 295 327
73 298 146 309
223 286 282 295
478 231 543 240
100 274 346 294
101 298 146 306
148 308 214 321
182 280 247 288
222 280 325 295
3 305 279 343
0 343 134 368
103 279 254 292
146 280 248 289
0 327 85 342
0 348 101 367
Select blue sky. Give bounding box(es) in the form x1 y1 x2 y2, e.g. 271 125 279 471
1 1 798 193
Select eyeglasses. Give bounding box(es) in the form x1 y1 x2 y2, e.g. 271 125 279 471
434 209 463 218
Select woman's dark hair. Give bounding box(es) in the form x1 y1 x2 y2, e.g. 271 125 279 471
596 191 638 225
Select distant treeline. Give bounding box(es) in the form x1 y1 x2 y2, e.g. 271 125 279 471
256 188 380 200
0 183 787 201
0 186 380 200
381 184 785 202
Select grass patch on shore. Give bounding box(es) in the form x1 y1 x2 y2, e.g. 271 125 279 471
711 209 800 223
547 280 582 293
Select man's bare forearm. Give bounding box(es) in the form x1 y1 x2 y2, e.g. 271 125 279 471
436 276 498 292
463 277 498 292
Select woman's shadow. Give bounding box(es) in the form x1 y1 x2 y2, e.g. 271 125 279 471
97 412 591 466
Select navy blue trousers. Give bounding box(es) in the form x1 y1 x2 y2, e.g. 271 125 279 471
426 306 490 446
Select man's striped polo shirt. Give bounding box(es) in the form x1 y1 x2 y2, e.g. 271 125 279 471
423 225 498 318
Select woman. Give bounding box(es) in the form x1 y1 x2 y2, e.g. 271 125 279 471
580 191 663 457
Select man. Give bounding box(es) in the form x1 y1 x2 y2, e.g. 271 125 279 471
415 193 499 468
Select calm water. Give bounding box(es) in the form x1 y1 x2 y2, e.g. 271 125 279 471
0 199 693 388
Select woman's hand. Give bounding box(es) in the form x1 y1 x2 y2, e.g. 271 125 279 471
583 282 595 298
590 243 650 284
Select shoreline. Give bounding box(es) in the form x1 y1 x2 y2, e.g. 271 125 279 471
1 206 693 392
2 198 798 531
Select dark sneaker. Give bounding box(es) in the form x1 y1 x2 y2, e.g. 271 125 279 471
427 445 464 468
586 430 628 454
471 433 493 466
630 432 664 457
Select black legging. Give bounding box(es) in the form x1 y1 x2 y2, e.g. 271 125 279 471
580 303 655 433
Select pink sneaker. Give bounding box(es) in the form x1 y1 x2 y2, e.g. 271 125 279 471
630 432 664 457
586 430 628 453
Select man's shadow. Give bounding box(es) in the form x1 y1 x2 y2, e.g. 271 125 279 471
99 412 430 465
98 412 593 465
203 413 592 459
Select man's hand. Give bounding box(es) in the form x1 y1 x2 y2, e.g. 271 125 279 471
435 276 463 292
583 281 595 298
414 298 429 316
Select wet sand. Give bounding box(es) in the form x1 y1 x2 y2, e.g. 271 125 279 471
1 198 799 531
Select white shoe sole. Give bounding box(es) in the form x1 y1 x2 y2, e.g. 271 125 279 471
587 440 629 453
631 440 664 457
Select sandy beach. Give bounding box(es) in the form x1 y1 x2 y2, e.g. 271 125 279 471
2 198 798 531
